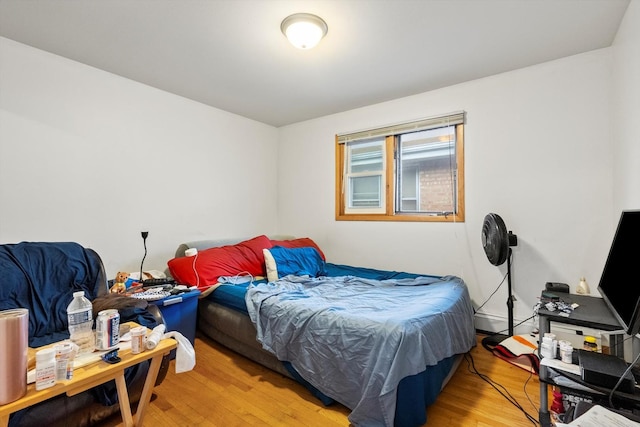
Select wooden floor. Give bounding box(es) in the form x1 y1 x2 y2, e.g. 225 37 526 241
99 333 545 427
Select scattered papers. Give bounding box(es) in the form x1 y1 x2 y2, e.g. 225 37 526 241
556 404 640 426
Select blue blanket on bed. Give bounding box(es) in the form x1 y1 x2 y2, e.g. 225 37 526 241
245 274 476 427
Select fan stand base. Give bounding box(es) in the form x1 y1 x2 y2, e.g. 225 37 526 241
481 333 510 347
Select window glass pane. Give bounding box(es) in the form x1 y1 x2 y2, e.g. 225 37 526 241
348 139 384 173
349 175 381 208
400 166 418 211
398 126 456 213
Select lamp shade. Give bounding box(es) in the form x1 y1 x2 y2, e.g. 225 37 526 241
281 13 328 49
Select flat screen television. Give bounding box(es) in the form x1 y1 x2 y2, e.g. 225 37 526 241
598 210 640 336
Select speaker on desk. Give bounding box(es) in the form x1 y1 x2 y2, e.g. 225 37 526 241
578 349 635 394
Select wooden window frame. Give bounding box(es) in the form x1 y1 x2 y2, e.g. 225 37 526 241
335 124 465 222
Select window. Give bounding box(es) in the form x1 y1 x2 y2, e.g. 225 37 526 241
345 138 385 213
335 112 465 222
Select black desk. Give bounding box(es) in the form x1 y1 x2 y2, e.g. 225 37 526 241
538 292 625 426
538 293 622 334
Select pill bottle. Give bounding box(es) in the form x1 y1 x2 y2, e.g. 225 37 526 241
559 341 573 363
541 333 557 359
583 336 598 352
54 343 74 381
35 348 57 391
130 326 147 354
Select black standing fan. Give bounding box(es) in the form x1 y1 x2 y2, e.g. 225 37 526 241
482 213 518 337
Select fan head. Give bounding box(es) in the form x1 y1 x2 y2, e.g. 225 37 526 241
482 213 510 266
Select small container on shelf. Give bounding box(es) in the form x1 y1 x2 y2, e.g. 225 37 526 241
559 340 573 363
583 335 598 352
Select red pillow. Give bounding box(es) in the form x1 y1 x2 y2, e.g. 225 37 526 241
167 235 272 288
270 237 326 260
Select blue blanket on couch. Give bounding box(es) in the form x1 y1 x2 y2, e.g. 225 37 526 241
0 242 105 347
1 241 159 414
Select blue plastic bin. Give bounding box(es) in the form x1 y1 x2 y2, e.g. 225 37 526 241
150 290 200 357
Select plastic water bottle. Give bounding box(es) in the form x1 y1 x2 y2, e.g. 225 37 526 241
67 291 94 354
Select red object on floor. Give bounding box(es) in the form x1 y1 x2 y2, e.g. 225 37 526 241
551 388 565 414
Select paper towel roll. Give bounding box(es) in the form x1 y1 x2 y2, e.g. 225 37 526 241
146 324 166 350
0 308 29 405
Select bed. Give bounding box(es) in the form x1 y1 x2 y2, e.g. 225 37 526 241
167 235 476 427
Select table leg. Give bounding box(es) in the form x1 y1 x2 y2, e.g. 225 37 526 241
538 316 551 427
133 352 164 426
115 373 134 427
1 414 9 427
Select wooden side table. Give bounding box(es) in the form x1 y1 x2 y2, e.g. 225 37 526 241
0 324 177 427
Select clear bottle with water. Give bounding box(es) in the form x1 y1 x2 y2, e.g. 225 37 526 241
67 291 94 354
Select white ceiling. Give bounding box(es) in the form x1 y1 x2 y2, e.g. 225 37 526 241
0 0 630 127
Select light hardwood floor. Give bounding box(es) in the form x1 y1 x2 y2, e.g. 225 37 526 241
99 333 544 426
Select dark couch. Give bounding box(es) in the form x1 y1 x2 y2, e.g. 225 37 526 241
0 242 170 427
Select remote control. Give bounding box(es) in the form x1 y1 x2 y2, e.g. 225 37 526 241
142 278 176 287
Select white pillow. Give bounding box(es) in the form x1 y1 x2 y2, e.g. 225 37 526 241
263 248 278 283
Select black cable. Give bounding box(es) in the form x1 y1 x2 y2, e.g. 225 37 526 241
474 251 513 314
549 365 638 408
524 368 538 414
474 268 508 314
488 315 535 338
608 332 635 356
139 231 148 283
608 349 640 408
464 352 539 425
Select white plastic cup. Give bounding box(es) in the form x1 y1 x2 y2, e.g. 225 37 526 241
130 327 147 354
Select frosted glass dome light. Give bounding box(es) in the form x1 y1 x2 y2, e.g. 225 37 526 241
281 13 328 50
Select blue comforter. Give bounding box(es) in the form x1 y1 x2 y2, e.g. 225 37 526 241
245 274 476 427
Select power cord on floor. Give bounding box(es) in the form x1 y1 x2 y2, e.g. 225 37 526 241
524 367 539 415
464 352 539 425
490 315 535 337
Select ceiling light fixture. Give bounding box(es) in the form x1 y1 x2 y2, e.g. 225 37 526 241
281 13 328 50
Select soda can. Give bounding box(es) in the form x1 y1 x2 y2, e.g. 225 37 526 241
96 309 120 350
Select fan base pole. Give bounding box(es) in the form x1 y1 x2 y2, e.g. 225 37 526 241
482 333 510 347
507 295 514 337
507 248 514 336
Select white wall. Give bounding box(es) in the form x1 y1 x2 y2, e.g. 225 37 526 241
1 17 630 334
278 50 614 333
612 0 640 212
0 37 279 277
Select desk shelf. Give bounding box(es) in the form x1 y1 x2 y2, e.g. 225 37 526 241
537 292 634 426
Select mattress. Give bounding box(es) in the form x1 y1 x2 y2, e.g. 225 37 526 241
202 262 474 427
211 262 429 313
